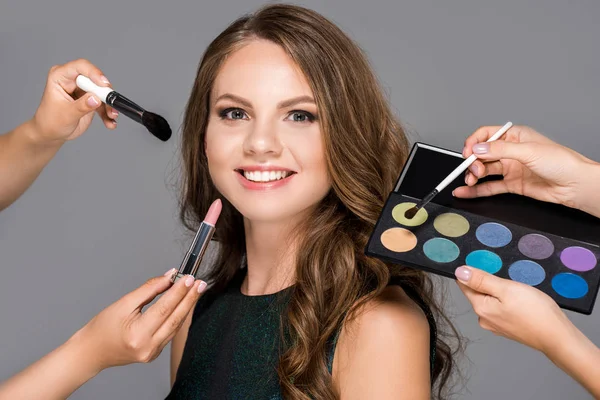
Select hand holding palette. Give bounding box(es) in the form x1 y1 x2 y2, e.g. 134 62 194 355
366 143 600 315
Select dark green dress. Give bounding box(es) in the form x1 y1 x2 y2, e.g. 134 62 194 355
166 267 437 399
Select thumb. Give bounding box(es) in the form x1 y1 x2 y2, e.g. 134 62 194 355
471 140 541 166
71 93 102 120
455 266 504 297
120 270 174 311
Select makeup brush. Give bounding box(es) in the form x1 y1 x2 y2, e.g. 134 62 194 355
75 75 171 141
404 121 513 219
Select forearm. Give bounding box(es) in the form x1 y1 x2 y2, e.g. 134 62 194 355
0 120 63 211
0 329 101 399
544 320 600 398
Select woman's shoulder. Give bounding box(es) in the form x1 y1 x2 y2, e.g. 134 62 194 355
330 285 432 397
343 285 431 348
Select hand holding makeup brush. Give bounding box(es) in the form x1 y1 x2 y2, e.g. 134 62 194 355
0 59 117 211
455 265 600 398
453 125 600 219
0 271 207 400
31 58 119 143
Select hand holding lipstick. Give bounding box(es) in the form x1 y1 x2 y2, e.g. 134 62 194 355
0 272 207 400
79 270 207 370
0 199 221 399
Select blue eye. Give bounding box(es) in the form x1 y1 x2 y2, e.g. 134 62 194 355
286 110 316 123
219 108 247 120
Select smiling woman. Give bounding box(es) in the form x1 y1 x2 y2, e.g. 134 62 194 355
168 3 461 400
205 40 330 223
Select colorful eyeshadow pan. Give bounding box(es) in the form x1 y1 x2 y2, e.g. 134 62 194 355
560 246 597 272
367 192 600 315
476 222 512 248
433 213 470 237
392 202 428 226
466 250 502 274
423 238 460 263
508 260 546 286
518 233 554 260
380 228 417 252
552 273 589 299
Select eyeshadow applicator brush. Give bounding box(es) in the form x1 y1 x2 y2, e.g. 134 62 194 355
75 75 172 142
404 121 513 219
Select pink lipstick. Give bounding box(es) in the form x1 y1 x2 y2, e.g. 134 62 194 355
170 199 222 283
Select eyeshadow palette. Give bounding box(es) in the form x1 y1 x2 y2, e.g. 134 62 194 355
366 143 600 315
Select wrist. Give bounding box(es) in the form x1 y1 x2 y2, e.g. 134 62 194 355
24 118 66 150
574 161 600 218
65 327 104 379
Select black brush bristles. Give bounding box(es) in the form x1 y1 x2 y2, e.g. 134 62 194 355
404 189 439 219
141 112 172 141
404 206 419 220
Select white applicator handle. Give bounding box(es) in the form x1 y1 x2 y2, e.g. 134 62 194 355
435 121 513 191
75 75 113 103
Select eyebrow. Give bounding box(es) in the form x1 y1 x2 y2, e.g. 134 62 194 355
214 93 316 109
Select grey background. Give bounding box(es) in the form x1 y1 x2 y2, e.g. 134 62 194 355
1 0 598 399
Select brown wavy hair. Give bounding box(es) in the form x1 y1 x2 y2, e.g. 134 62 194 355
178 3 461 399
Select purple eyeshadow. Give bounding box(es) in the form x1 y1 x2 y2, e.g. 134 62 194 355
517 233 554 260
560 246 597 272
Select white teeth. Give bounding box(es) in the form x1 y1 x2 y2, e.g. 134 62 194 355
243 170 290 182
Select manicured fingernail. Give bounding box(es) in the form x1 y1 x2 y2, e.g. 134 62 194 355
100 75 110 84
452 189 456 197
470 164 479 176
112 109 119 117
87 95 99 107
455 266 472 282
185 275 194 287
473 143 489 154
164 268 176 277
198 281 207 293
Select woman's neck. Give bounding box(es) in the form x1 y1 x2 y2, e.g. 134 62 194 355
242 218 298 296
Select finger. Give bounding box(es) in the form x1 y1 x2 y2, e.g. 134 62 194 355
71 93 103 120
154 280 206 345
468 160 503 179
477 316 494 332
49 58 111 96
106 105 119 120
470 140 542 165
139 274 199 334
456 279 483 304
456 280 501 322
96 104 118 130
72 86 117 124
452 179 510 199
463 126 507 158
464 171 477 186
455 266 505 299
120 270 175 311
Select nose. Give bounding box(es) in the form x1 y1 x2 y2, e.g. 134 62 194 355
242 119 283 158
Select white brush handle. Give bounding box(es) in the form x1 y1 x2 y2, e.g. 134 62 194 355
435 121 513 191
75 75 113 103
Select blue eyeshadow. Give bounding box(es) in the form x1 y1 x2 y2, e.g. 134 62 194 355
476 222 512 248
465 250 502 274
551 273 589 299
423 238 460 263
508 260 546 286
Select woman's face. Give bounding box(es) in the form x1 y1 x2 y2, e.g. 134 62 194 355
205 40 331 224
